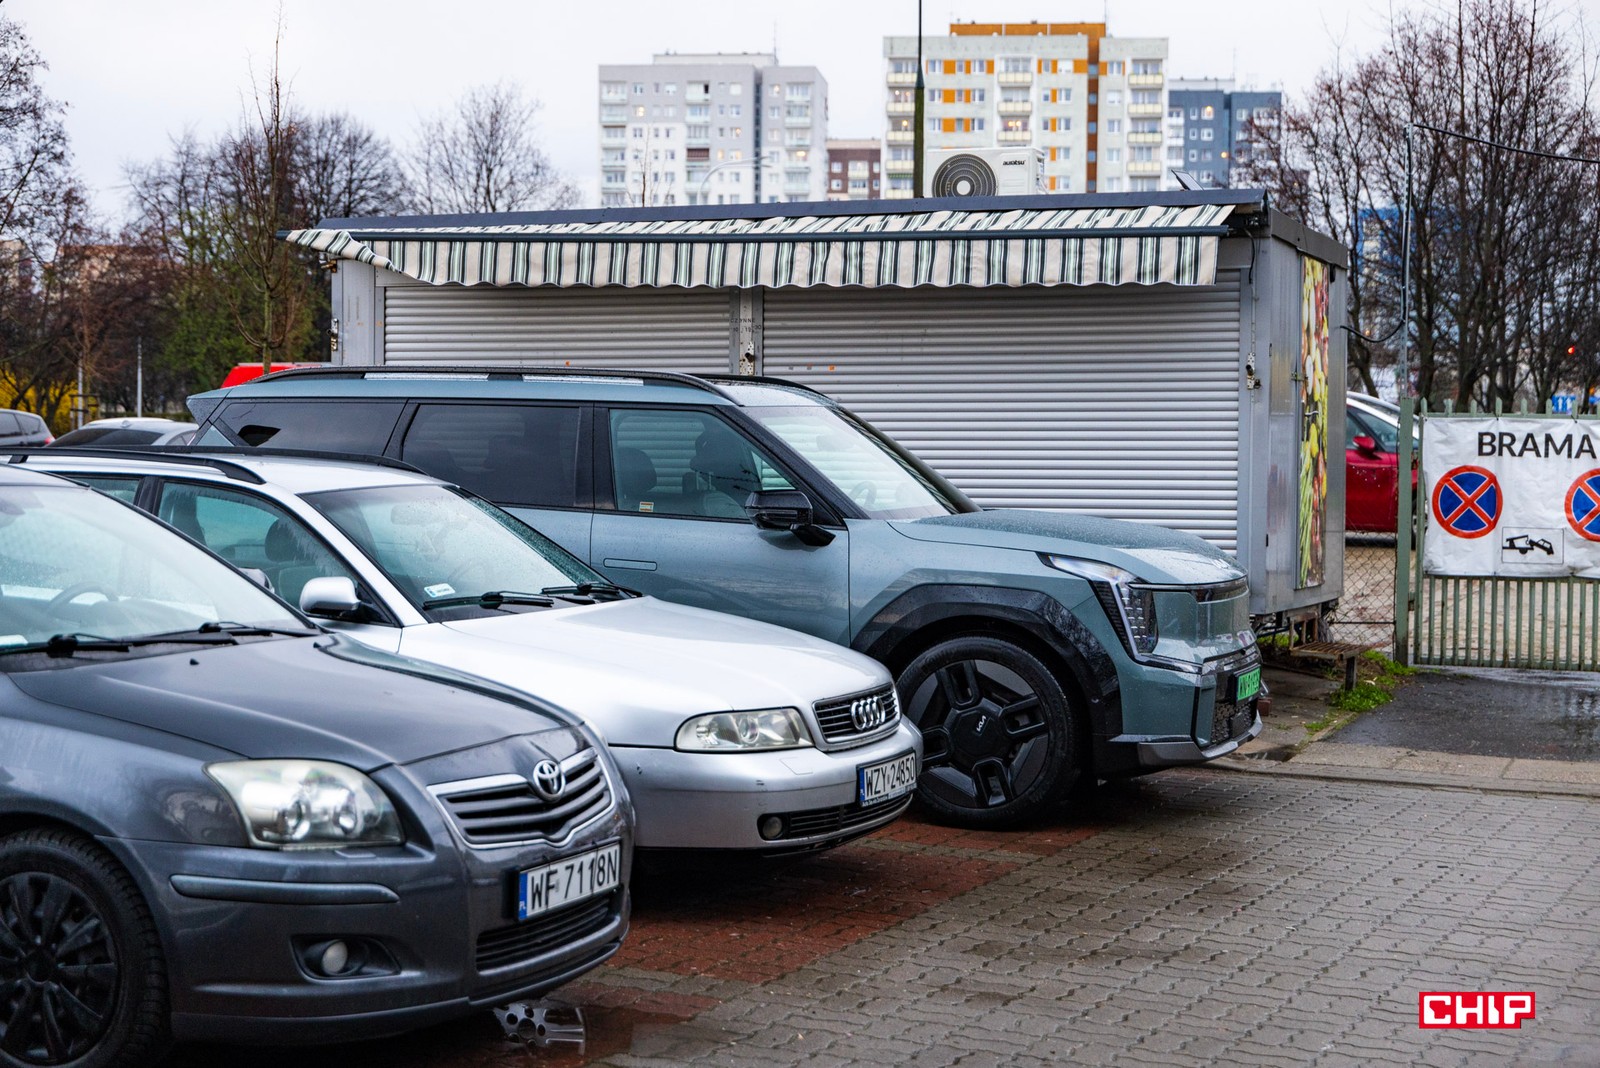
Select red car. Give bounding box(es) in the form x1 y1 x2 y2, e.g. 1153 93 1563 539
1345 396 1417 533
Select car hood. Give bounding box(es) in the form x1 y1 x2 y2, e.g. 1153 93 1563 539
403 596 890 746
5 636 570 772
891 509 1246 585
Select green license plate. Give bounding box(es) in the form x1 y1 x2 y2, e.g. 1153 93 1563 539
1235 667 1262 703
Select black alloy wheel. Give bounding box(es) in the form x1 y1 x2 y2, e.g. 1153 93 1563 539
0 831 168 1068
899 635 1079 828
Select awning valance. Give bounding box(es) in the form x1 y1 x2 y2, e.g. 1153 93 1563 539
285 203 1237 290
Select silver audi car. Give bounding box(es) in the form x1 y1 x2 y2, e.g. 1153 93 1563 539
19 449 921 856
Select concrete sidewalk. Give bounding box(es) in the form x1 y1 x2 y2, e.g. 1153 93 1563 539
1219 663 1600 798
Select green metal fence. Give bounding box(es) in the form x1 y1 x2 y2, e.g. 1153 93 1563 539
1403 402 1600 670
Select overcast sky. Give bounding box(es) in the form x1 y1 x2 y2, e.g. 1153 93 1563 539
9 0 1597 220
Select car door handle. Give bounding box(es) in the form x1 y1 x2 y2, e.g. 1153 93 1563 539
602 558 657 571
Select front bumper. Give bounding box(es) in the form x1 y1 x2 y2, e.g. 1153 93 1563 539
614 720 922 852
1100 647 1264 773
104 800 632 1045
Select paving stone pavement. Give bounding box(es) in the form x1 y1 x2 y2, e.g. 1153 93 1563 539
167 768 1600 1068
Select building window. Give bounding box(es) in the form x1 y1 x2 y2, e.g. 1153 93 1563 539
663 83 677 95
830 178 842 190
1104 148 1121 162
1104 61 1124 75
1202 105 1215 119
1188 148 1198 161
1201 128 1214 141
1131 60 1162 75
1189 107 1198 120
1188 129 1197 140
1106 91 1122 105
831 160 842 172
1103 177 1122 191
1105 119 1122 134
632 83 645 94
729 83 742 95
787 83 812 99
890 59 917 74
1000 57 1031 73
1168 106 1183 120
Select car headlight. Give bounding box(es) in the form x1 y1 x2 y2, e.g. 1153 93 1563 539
208 760 404 849
675 708 813 752
1042 553 1159 657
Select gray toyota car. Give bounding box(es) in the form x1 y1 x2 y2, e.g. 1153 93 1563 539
0 467 631 1064
187 366 1263 829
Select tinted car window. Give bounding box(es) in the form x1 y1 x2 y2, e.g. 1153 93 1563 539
0 413 21 436
73 476 141 503
214 400 403 453
156 482 359 608
401 404 581 508
608 408 792 519
52 427 163 447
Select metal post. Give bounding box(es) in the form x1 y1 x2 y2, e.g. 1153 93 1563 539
912 0 925 198
1393 124 1416 664
135 337 143 418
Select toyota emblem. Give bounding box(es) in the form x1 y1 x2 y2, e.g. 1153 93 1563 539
530 759 566 802
851 695 887 732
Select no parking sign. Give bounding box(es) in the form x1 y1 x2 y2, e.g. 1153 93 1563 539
1423 418 1600 576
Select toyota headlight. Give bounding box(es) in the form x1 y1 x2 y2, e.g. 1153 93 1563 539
675 708 813 752
1042 553 1159 658
208 760 403 849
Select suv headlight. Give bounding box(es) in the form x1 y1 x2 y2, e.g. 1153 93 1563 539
1042 554 1159 658
675 708 813 752
208 760 404 849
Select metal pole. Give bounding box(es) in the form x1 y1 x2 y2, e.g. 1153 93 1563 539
135 337 143 418
74 361 83 429
1393 123 1416 664
912 0 925 197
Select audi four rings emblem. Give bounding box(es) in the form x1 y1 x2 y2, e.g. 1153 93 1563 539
851 695 889 732
530 759 566 802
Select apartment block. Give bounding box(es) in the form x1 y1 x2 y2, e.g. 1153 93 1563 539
881 22 1167 197
1165 79 1282 188
825 139 883 201
598 54 827 208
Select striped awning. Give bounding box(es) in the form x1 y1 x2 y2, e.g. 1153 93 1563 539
285 203 1237 290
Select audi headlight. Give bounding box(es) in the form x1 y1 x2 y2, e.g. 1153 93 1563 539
675 708 813 752
1043 553 1159 658
208 760 403 849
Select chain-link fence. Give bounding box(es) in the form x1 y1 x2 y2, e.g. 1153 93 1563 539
1327 533 1398 653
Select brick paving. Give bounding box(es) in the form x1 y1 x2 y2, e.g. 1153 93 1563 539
166 769 1600 1067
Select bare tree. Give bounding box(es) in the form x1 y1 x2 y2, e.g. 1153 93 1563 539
404 82 579 214
1240 0 1600 409
294 112 405 224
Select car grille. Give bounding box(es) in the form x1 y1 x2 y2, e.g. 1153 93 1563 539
475 892 620 972
432 749 611 847
772 794 912 842
1210 697 1257 747
812 684 901 749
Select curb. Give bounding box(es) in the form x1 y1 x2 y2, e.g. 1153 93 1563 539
1213 752 1600 800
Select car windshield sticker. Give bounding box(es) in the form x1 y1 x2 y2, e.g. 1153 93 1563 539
423 583 455 598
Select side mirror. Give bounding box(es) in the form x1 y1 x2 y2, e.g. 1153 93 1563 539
299 576 363 619
744 490 835 547
238 567 274 593
1352 434 1381 457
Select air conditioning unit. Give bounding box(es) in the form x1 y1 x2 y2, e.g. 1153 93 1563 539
923 148 1045 198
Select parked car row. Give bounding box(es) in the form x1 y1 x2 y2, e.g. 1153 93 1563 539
1346 392 1419 533
2 366 1264 1063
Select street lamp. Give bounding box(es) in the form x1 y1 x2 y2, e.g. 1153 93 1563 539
696 153 785 204
912 0 925 198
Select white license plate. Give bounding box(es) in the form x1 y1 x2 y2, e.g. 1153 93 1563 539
858 751 917 806
516 843 621 921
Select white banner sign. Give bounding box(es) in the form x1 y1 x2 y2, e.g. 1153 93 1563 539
1423 417 1600 577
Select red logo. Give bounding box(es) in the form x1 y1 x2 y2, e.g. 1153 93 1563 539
1418 992 1536 1029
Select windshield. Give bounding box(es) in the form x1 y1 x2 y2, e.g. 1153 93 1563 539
743 404 973 520
305 484 602 614
0 484 302 648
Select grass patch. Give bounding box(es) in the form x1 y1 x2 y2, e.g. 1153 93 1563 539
1319 649 1419 721
1329 682 1395 713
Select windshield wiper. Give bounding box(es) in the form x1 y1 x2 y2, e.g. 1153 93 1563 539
421 590 557 611
538 582 638 601
197 621 319 638
1 632 245 659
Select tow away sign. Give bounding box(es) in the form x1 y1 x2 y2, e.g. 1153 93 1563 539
1423 418 1600 576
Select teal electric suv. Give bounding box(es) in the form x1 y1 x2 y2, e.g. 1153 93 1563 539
187 367 1262 827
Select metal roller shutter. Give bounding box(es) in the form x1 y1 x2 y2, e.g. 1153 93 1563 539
762 276 1244 550
381 283 733 372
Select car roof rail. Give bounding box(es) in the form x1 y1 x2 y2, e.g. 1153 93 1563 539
4 447 267 485
698 373 833 400
248 363 741 401
155 445 428 475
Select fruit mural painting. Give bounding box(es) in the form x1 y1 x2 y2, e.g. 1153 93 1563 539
1299 256 1329 588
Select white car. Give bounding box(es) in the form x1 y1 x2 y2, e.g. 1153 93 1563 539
50 416 198 447
22 449 920 855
